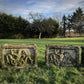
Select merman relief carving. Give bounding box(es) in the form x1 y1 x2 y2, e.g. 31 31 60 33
4 49 34 66
49 49 77 66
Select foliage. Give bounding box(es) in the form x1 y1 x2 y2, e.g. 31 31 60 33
28 13 59 39
61 15 67 37
0 12 59 39
0 13 29 39
71 7 84 34
60 7 84 37
61 7 84 37
0 7 84 39
42 18 59 38
67 15 72 37
0 37 84 84
10 33 24 39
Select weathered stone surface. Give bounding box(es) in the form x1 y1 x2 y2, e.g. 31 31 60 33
45 45 79 67
1 44 37 68
81 46 84 65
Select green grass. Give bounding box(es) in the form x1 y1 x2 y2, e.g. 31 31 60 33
0 37 84 84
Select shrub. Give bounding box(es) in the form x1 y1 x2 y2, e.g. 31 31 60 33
11 33 24 39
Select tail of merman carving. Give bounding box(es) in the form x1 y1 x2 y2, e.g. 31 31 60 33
22 49 33 64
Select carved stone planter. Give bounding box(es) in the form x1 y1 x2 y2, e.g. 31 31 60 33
45 45 79 67
81 46 84 65
1 44 37 68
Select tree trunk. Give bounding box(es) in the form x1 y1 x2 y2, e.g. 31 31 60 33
39 32 42 39
69 29 71 37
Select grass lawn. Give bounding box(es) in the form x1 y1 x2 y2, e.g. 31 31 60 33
0 37 84 84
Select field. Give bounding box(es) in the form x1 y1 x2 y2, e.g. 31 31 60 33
0 37 84 84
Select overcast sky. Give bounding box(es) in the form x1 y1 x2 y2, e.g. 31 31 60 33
0 0 84 19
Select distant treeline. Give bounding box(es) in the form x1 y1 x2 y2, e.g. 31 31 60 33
60 7 84 37
0 7 84 39
0 13 59 39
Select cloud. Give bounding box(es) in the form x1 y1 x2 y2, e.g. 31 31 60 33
25 0 84 14
0 0 84 18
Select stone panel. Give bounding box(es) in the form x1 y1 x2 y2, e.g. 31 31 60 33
81 46 84 65
1 44 37 68
45 45 79 67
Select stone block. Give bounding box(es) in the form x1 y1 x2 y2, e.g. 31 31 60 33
45 45 79 67
1 44 37 68
81 46 84 65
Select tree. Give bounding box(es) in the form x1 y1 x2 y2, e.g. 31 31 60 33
29 13 59 39
0 13 16 38
61 15 67 37
15 16 29 35
67 15 72 37
43 18 59 38
71 7 84 34
0 12 29 38
29 13 45 39
0 12 59 39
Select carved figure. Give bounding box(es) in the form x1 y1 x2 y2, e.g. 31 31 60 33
49 49 64 66
5 49 33 66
